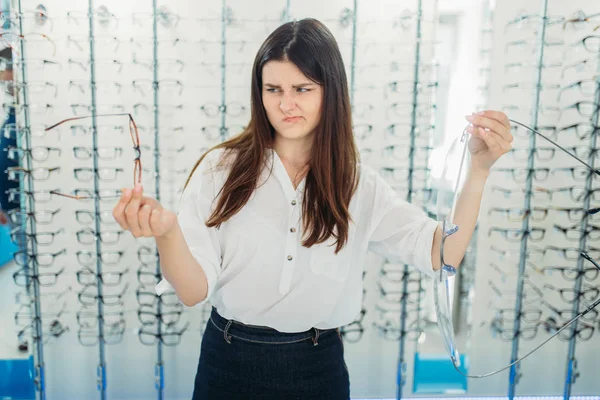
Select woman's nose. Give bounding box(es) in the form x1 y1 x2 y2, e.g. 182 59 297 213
279 92 296 112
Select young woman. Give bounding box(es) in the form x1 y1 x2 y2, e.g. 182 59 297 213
113 18 512 400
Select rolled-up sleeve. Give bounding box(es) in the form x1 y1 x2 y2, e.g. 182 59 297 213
367 170 438 277
155 151 223 305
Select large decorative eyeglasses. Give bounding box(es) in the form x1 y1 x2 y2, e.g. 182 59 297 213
435 118 600 378
44 113 141 200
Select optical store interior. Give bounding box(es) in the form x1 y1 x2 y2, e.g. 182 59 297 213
1 0 600 399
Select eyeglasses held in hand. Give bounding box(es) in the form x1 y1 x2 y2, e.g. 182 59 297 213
435 119 600 378
44 113 141 200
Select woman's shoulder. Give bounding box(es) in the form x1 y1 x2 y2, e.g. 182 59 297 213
202 147 237 172
203 147 227 164
354 162 395 206
356 162 381 190
185 148 230 186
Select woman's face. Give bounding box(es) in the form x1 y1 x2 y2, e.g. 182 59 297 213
262 59 323 144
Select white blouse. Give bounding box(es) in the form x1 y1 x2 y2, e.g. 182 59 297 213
156 147 438 333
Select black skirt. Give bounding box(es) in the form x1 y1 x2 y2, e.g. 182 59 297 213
192 307 350 400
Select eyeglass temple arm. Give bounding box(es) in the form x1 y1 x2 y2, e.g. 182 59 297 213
509 119 600 176
45 113 133 131
581 252 600 271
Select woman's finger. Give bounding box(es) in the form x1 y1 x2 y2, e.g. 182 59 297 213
475 110 511 130
468 125 511 155
477 127 503 153
140 196 162 210
112 188 132 230
466 114 504 138
125 184 143 237
467 113 513 143
486 128 512 152
139 204 153 237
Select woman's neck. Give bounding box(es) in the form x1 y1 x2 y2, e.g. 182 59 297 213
272 139 312 168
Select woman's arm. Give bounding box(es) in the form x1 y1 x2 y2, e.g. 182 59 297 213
431 110 513 272
431 167 489 271
156 224 209 306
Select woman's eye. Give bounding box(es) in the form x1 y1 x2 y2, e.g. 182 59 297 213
265 88 310 93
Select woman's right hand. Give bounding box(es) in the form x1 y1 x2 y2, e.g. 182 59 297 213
112 183 177 239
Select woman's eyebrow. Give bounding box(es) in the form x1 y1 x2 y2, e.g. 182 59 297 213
264 82 314 88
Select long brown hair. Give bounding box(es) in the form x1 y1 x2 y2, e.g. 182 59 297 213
184 18 360 254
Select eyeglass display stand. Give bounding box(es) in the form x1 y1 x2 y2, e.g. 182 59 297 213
219 0 228 142
476 0 493 113
83 1 109 399
348 0 358 111
505 1 549 398
392 0 445 397
13 0 46 398
562 41 600 400
148 1 165 399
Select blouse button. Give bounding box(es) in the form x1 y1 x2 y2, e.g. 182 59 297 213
290 227 296 233
291 200 297 206
287 255 293 261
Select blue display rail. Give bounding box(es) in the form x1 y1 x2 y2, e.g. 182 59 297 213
0 224 17 268
413 352 469 394
0 357 35 399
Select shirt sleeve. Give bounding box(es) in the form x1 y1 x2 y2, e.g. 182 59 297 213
155 150 223 305
366 168 439 277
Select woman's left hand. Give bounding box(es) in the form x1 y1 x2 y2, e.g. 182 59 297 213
465 110 513 172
